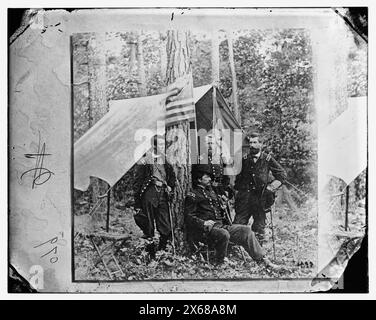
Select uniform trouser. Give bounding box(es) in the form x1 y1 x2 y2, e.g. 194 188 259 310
134 186 171 239
233 190 266 235
207 224 264 262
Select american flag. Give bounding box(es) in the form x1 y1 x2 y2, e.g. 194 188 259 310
165 74 196 126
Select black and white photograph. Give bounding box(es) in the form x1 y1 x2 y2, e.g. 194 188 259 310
72 28 319 282
8 7 368 293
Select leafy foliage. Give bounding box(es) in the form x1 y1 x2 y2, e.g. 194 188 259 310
347 41 367 97
255 30 316 189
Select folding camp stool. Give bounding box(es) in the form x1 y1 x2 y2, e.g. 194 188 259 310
190 241 247 264
229 242 248 263
89 232 131 280
191 241 214 263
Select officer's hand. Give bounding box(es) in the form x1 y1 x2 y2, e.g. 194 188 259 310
166 185 172 193
204 220 215 227
220 194 228 202
212 181 219 187
204 220 216 232
267 180 282 192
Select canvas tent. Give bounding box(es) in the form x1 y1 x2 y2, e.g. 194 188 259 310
321 96 367 185
74 84 242 192
321 96 367 231
194 85 241 132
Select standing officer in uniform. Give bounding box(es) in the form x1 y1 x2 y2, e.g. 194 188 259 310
198 133 233 198
233 132 287 244
133 135 176 250
184 164 280 269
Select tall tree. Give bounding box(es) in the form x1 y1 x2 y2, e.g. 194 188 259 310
137 31 147 96
87 33 108 124
227 31 240 123
72 34 91 143
87 32 109 214
128 32 137 73
211 30 220 85
165 30 193 247
159 32 167 84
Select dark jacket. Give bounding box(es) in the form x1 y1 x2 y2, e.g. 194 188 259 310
234 151 286 192
184 186 227 238
133 159 176 209
199 152 231 182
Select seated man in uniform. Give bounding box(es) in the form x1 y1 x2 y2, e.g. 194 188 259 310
184 164 280 270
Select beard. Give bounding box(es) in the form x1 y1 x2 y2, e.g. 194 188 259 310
249 147 260 155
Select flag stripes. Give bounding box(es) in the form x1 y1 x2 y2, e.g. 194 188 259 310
166 113 196 126
166 109 195 120
166 98 195 109
166 105 195 116
165 97 195 125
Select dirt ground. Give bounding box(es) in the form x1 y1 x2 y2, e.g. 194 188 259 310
74 195 319 281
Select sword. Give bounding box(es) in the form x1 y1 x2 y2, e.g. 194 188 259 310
270 203 276 261
219 194 249 263
167 195 176 256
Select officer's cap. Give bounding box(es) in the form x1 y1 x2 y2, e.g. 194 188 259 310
191 164 212 180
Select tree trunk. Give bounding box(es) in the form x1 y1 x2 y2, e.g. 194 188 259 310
72 34 90 143
87 32 109 217
227 31 240 123
88 33 108 123
137 31 147 96
159 32 167 85
211 30 220 85
128 32 137 73
165 30 192 248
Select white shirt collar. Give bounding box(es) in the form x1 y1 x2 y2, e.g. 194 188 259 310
252 151 261 162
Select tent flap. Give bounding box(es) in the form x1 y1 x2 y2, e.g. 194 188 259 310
74 93 167 191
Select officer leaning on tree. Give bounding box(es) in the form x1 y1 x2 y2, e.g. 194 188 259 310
184 164 280 270
233 132 287 244
132 134 176 251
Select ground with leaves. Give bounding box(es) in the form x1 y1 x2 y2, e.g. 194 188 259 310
74 196 317 281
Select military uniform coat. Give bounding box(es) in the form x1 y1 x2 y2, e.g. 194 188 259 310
133 159 176 209
233 151 287 232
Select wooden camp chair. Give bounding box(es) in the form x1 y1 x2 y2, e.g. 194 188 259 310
230 242 248 262
89 232 131 280
189 238 247 264
190 241 213 262
74 213 131 280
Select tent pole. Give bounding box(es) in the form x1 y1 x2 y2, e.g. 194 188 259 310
191 73 199 164
106 187 111 232
212 83 221 170
197 136 201 164
212 83 217 130
345 185 349 231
